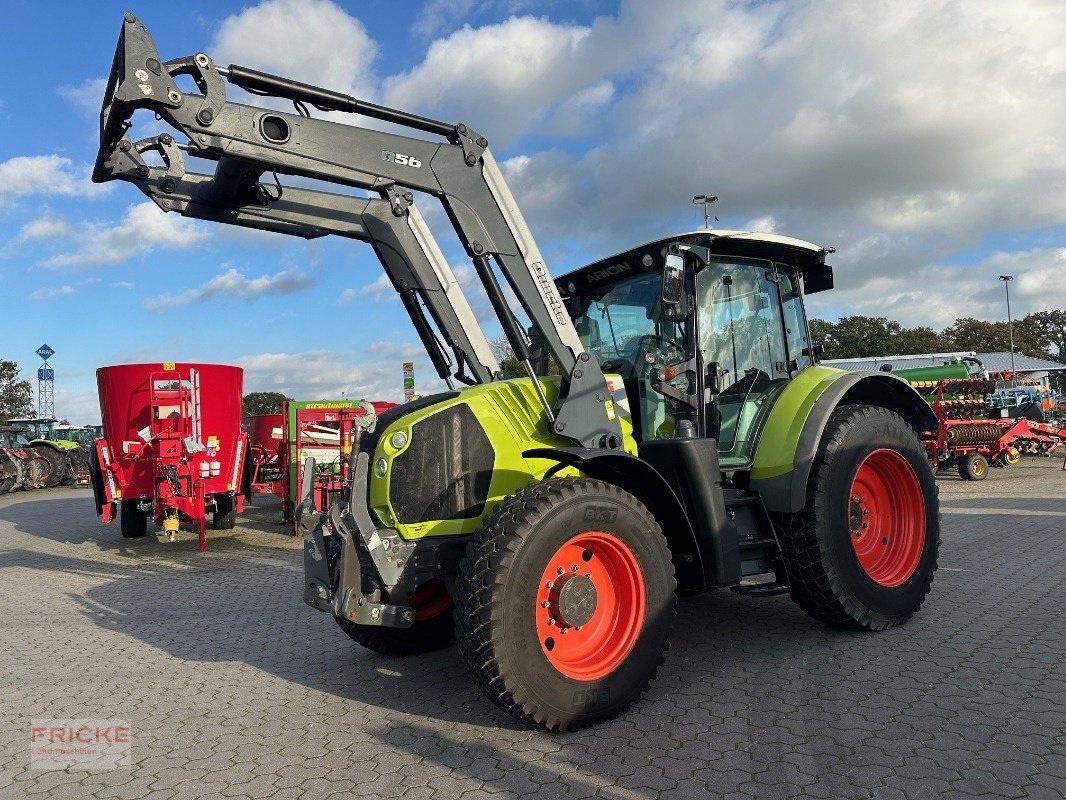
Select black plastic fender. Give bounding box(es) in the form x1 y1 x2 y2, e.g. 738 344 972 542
751 372 938 514
524 447 708 592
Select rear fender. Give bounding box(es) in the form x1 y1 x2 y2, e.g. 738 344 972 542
750 370 937 513
524 447 706 592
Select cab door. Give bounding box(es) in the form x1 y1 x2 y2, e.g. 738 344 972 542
696 257 799 468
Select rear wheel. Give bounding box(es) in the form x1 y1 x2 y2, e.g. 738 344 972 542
336 579 455 656
213 493 236 529
455 478 675 731
120 499 149 538
34 444 69 488
777 405 939 631
957 453 988 481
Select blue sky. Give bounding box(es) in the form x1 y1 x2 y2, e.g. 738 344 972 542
1 0 1064 423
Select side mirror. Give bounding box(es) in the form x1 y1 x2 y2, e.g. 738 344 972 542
662 254 684 304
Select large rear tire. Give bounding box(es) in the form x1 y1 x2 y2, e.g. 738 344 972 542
336 579 455 656
120 499 149 538
455 478 675 731
34 444 69 488
777 405 939 631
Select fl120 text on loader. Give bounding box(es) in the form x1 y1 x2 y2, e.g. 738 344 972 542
93 13 941 731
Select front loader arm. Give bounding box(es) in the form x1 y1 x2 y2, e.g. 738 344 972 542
112 134 498 385
94 13 621 447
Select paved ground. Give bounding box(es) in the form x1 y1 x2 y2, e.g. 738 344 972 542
1 460 1064 800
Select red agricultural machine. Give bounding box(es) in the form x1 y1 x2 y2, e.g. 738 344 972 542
90 363 248 551
906 372 1066 479
0 425 48 494
243 400 397 533
242 412 284 498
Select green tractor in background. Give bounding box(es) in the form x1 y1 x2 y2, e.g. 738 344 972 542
5 418 85 487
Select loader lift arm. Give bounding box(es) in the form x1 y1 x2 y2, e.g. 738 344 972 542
93 13 621 447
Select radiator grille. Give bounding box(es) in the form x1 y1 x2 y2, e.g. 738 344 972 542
390 404 494 523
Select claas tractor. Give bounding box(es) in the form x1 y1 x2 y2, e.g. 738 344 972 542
93 14 940 730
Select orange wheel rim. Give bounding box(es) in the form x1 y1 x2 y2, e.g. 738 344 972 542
408 579 452 621
535 531 645 681
848 449 926 587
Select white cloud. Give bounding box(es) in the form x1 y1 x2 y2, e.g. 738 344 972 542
42 203 208 268
236 345 443 403
57 77 107 116
383 16 597 146
144 266 313 310
357 272 396 302
412 0 479 38
111 281 135 289
0 155 110 207
27 285 76 301
808 246 1066 329
212 0 378 99
17 215 76 243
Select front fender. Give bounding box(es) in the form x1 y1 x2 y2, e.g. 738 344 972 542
750 368 936 513
524 447 707 591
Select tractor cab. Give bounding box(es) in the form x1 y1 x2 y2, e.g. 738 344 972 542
7 418 58 442
557 230 834 469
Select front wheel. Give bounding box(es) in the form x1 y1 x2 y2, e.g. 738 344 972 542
213 493 236 529
120 499 149 538
778 405 939 631
958 453 988 481
336 579 455 656
455 478 675 731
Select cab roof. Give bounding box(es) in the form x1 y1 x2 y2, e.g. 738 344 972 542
556 229 835 296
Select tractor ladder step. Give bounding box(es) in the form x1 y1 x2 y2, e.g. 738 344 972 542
731 581 791 598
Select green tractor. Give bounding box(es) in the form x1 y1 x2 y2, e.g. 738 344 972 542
94 15 940 731
5 418 78 488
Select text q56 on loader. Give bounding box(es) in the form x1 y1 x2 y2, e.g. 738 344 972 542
94 14 941 731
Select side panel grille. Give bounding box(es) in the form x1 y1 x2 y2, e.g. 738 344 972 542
390 404 494 523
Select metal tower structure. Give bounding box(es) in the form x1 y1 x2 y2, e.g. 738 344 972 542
36 344 55 418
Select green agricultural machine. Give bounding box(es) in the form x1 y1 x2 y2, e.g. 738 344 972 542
5 418 79 487
94 15 940 730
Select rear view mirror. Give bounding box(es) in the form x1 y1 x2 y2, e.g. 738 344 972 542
662 253 684 306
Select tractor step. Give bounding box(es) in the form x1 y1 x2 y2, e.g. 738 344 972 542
731 581 791 598
738 537 778 550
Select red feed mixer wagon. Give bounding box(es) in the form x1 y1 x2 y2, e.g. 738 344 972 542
90 363 248 552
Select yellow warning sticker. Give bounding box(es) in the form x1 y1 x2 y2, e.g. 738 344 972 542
605 400 616 420
163 362 176 370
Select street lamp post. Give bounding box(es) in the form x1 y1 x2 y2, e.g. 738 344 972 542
999 275 1016 376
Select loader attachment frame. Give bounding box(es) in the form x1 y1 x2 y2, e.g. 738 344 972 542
93 13 621 448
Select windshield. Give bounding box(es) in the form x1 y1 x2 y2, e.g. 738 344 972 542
572 272 684 368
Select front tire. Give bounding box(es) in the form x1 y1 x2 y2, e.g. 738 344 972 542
213 493 237 529
336 579 455 656
778 405 939 631
455 478 675 731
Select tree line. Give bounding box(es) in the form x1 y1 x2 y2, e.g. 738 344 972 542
809 311 1066 363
